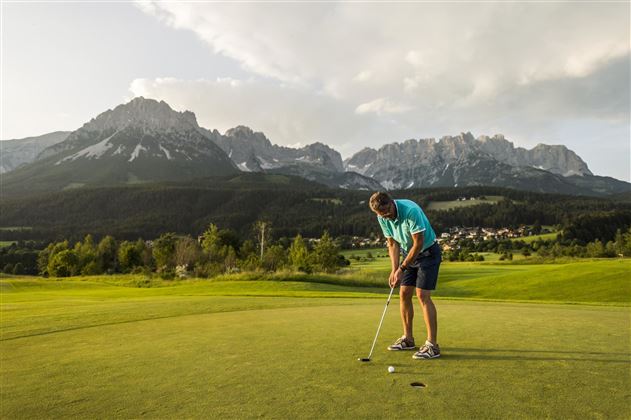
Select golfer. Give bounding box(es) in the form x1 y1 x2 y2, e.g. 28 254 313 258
369 192 442 359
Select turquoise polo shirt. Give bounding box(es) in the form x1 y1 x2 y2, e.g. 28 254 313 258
377 199 436 256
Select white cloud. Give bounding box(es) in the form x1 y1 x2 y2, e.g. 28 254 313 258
136 2 628 111
355 98 412 116
353 70 372 83
133 1 630 179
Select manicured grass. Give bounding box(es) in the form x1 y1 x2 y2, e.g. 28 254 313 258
1 259 629 418
340 256 631 305
1 283 628 418
436 259 631 304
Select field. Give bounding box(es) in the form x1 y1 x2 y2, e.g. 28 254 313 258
512 232 559 243
426 195 505 211
1 257 630 418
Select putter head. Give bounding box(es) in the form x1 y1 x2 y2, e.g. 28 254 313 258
358 358 371 362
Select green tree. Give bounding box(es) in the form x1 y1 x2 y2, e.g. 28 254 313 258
309 231 340 273
47 249 80 277
623 227 631 257
38 240 69 276
532 220 542 235
137 239 154 270
118 240 143 273
201 224 222 262
240 240 256 259
586 240 605 258
604 241 616 258
218 229 241 252
223 246 238 272
153 233 177 272
175 236 201 270
288 234 309 272
550 243 563 258
262 245 287 271
613 229 625 256
75 234 97 274
96 236 118 273
12 262 24 275
537 244 550 258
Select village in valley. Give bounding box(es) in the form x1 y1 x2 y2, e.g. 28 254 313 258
341 225 551 252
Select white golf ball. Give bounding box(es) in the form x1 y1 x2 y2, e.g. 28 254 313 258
388 366 395 373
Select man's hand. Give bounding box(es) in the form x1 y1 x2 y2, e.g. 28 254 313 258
388 267 404 288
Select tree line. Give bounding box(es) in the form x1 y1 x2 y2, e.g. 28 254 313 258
21 223 347 279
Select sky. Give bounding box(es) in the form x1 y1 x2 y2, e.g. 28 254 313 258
2 1 630 181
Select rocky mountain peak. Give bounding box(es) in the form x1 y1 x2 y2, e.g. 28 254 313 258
81 97 200 133
224 126 272 148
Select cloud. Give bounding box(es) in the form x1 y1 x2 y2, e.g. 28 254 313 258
134 1 630 179
136 2 628 116
355 98 412 116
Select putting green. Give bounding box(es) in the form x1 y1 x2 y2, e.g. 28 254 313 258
1 278 629 418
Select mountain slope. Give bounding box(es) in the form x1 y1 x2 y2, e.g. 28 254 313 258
2 98 238 196
0 131 70 173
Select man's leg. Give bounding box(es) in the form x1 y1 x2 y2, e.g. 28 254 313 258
400 285 415 339
416 288 437 344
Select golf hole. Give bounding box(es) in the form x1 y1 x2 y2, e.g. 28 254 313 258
410 382 426 388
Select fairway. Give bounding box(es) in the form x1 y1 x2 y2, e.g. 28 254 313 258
1 272 630 419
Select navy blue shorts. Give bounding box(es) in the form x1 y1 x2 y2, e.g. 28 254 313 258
401 242 442 290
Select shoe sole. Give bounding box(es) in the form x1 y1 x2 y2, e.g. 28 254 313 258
388 346 416 351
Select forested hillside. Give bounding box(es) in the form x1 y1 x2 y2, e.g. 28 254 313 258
2 174 630 243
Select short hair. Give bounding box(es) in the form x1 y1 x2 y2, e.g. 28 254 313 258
369 192 392 213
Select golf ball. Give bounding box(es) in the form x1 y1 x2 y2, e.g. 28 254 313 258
388 366 395 373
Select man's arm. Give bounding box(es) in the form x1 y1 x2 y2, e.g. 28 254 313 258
386 237 400 272
400 232 424 270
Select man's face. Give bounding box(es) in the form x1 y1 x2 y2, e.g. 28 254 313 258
375 202 397 220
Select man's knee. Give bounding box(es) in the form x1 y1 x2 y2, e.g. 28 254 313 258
416 288 432 304
400 286 415 301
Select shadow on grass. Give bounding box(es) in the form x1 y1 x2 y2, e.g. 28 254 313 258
445 347 630 363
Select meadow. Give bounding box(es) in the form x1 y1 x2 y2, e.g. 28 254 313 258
1 256 629 418
425 195 505 211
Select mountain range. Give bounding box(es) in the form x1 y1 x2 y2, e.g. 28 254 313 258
2 97 629 197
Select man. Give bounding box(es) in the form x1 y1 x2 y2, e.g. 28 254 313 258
369 192 442 359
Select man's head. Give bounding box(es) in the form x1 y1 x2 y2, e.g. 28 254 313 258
369 192 397 220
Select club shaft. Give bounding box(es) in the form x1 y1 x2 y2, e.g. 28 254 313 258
366 286 395 360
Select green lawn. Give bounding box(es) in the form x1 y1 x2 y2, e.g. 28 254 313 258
1 260 630 418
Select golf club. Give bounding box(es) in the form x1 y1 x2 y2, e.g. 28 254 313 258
358 285 395 362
